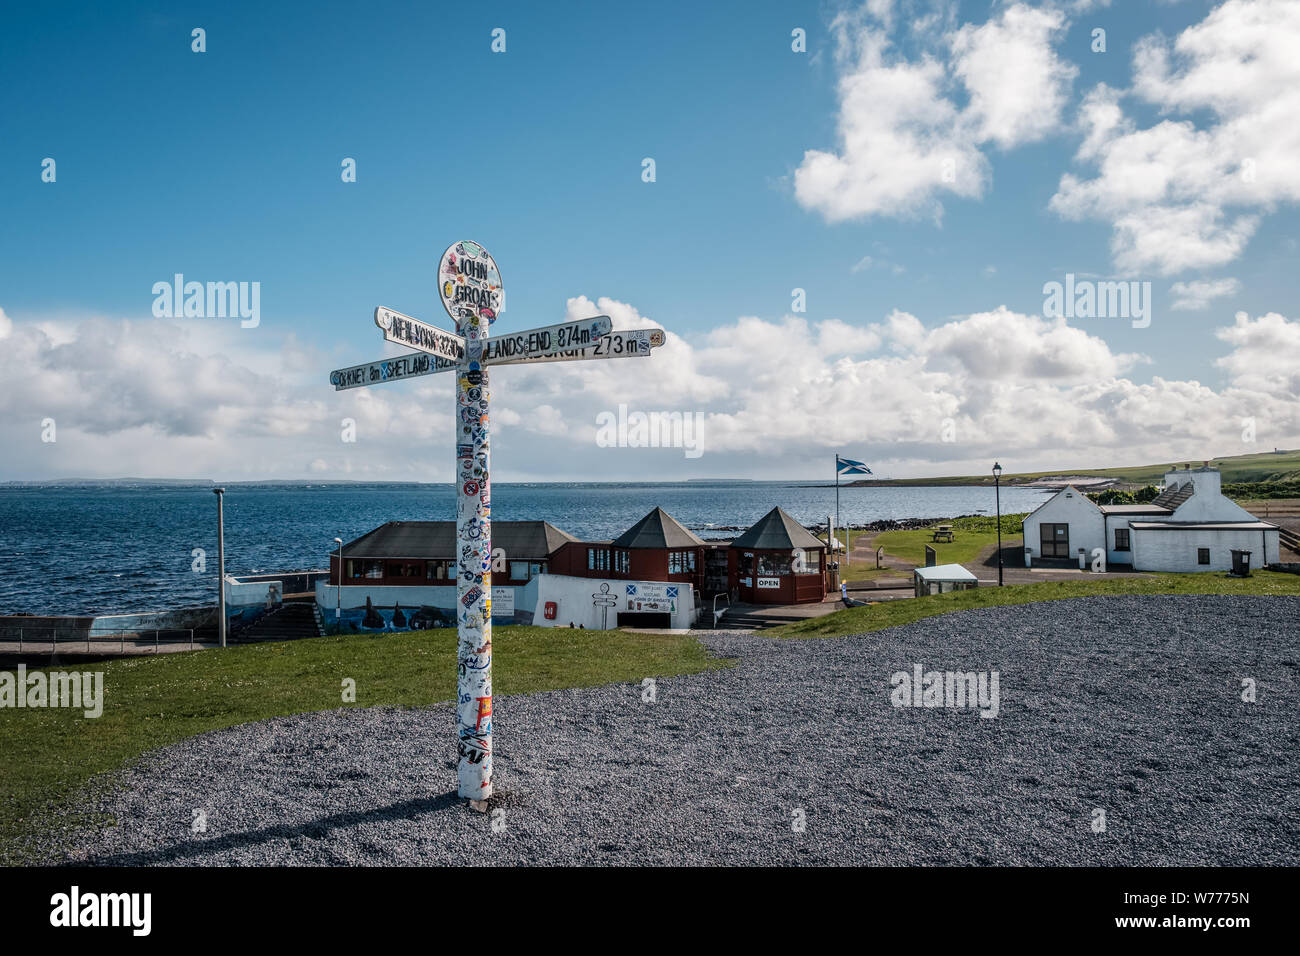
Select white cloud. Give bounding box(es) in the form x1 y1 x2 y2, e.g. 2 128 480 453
950 5 1078 150
794 3 1075 222
1169 277 1242 311
1214 310 1300 397
2 299 1296 481
1051 0 1300 274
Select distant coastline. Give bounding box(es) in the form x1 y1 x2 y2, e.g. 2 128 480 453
3 447 1295 489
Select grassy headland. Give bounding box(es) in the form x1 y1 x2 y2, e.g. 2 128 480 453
844 448 1300 489
772 570 1300 639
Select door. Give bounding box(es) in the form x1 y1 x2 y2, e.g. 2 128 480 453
1040 523 1070 558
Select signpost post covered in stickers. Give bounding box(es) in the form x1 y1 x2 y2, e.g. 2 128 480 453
327 239 666 809
444 240 500 808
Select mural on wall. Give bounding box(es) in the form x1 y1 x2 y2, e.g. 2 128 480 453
445 238 500 801
592 582 618 629
226 581 283 634
324 596 455 635
624 582 678 614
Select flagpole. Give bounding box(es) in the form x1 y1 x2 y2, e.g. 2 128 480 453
834 455 840 561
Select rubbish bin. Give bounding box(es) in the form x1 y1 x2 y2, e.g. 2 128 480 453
1023 547 1033 568
1230 549 1251 577
1078 548 1087 570
827 563 840 591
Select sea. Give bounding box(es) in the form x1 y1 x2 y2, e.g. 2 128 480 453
0 482 1053 615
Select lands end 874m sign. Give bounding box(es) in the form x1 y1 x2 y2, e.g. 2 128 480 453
440 240 504 327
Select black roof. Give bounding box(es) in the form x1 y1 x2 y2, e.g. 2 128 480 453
1150 482 1195 510
611 507 706 550
341 521 577 559
731 507 826 551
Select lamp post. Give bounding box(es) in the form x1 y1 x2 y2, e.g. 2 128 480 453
213 488 227 647
992 463 1003 587
333 537 344 622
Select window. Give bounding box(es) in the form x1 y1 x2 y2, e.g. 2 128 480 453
348 559 384 580
1114 528 1130 552
614 550 630 574
756 553 790 576
388 561 420 578
587 548 609 572
426 560 452 581
1198 548 1210 565
803 550 822 572
668 550 696 574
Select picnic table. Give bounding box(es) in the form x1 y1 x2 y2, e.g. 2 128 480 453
930 525 955 543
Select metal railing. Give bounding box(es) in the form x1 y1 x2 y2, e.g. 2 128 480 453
0 626 202 656
712 593 731 627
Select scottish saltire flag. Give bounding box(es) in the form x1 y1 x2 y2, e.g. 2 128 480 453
837 456 873 476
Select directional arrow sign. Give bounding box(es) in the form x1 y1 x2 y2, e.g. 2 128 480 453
329 353 458 391
487 327 665 367
480 316 612 364
375 306 466 362
329 329 666 388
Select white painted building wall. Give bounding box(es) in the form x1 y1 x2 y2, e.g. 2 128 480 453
529 573 696 629
1161 468 1256 523
1103 515 1139 567
1021 486 1104 563
225 575 283 609
314 582 524 622
313 575 696 629
1131 527 1280 572
316 581 457 613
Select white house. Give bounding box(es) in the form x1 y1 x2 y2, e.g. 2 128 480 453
1022 464 1280 573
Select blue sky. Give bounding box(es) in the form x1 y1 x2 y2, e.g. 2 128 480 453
1 0 1297 481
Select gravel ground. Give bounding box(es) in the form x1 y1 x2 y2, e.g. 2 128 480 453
51 594 1300 865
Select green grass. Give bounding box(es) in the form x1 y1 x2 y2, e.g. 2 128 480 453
846 448 1300 487
771 570 1300 639
835 514 1028 582
871 528 1020 569
0 625 725 863
838 565 909 583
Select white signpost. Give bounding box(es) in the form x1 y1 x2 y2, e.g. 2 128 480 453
329 353 458 390
480 316 611 363
491 328 665 367
328 328 664 391
375 306 467 362
328 239 667 809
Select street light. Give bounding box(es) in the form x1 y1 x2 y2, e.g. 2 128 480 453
213 488 227 647
992 463 1004 587
333 537 344 622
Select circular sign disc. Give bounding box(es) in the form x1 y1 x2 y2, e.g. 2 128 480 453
439 240 503 331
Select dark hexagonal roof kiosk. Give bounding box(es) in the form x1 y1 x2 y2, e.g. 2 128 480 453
731 507 826 551
730 506 828 605
612 507 706 550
